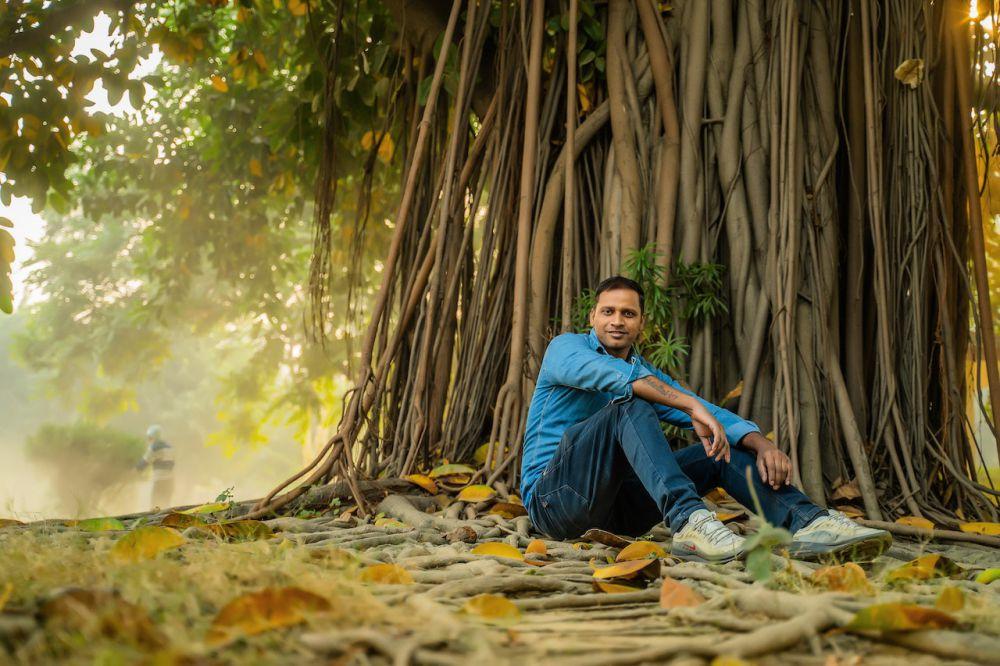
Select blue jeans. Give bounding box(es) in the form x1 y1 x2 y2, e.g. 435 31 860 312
526 399 826 538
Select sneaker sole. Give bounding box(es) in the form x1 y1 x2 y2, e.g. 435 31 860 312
669 547 744 564
787 532 892 563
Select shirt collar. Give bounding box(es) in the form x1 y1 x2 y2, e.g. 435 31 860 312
588 328 637 362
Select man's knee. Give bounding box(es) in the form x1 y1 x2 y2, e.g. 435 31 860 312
615 397 658 421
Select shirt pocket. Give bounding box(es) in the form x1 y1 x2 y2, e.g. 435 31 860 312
533 484 591 540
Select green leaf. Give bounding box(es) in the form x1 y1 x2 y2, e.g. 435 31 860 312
975 568 1000 584
79 517 126 531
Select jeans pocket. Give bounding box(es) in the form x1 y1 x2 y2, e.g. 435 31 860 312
534 484 591 539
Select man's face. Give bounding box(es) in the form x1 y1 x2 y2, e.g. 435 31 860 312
589 288 644 358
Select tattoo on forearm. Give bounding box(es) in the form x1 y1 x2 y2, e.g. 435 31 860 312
640 376 682 405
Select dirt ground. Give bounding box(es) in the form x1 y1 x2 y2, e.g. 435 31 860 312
1 487 999 665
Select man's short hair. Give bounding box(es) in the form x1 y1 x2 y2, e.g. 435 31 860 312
594 275 644 313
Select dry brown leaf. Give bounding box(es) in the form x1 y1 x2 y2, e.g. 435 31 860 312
41 588 166 647
811 562 873 594
462 594 520 623
659 577 705 608
402 474 438 494
895 516 935 530
111 526 185 563
616 541 667 562
471 542 523 560
894 58 924 89
703 487 735 505
205 520 274 541
359 564 413 584
846 602 955 632
159 512 207 528
581 528 632 548
831 479 861 501
834 504 865 519
206 587 331 645
722 380 743 403
457 485 497 502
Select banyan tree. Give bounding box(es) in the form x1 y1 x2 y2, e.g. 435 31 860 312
253 0 1000 525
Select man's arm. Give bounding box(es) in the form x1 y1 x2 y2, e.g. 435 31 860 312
632 375 731 461
634 368 793 488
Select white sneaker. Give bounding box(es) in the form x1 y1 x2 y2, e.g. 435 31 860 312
789 509 892 562
670 509 746 563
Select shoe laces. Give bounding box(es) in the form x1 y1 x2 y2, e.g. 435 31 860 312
824 510 859 531
690 511 737 545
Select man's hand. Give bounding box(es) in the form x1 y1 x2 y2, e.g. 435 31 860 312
741 432 792 489
690 403 729 462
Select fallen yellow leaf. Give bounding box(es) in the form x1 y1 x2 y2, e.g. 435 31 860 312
592 558 660 581
593 580 639 594
457 485 496 502
885 554 964 583
525 539 547 557
111 526 185 563
616 541 667 562
249 158 263 177
471 542 523 561
489 502 528 519
958 521 1000 536
206 587 330 645
402 474 438 494
659 577 705 608
895 516 935 530
975 568 1000 584
462 593 520 622
934 586 964 612
359 563 413 584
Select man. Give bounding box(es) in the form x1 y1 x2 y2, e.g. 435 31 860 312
521 276 891 563
135 424 175 510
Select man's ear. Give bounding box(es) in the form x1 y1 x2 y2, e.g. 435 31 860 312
588 307 596 328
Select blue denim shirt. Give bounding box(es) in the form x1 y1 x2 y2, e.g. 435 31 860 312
520 329 761 507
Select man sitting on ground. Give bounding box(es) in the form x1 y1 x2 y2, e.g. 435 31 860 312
521 276 890 563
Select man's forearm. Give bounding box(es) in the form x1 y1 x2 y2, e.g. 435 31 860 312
738 431 775 452
632 375 698 413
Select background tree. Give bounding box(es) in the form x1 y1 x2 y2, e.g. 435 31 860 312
3 0 999 525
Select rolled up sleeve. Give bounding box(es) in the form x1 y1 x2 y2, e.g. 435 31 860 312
543 334 654 401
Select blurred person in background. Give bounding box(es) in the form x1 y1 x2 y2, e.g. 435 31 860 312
135 424 175 510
